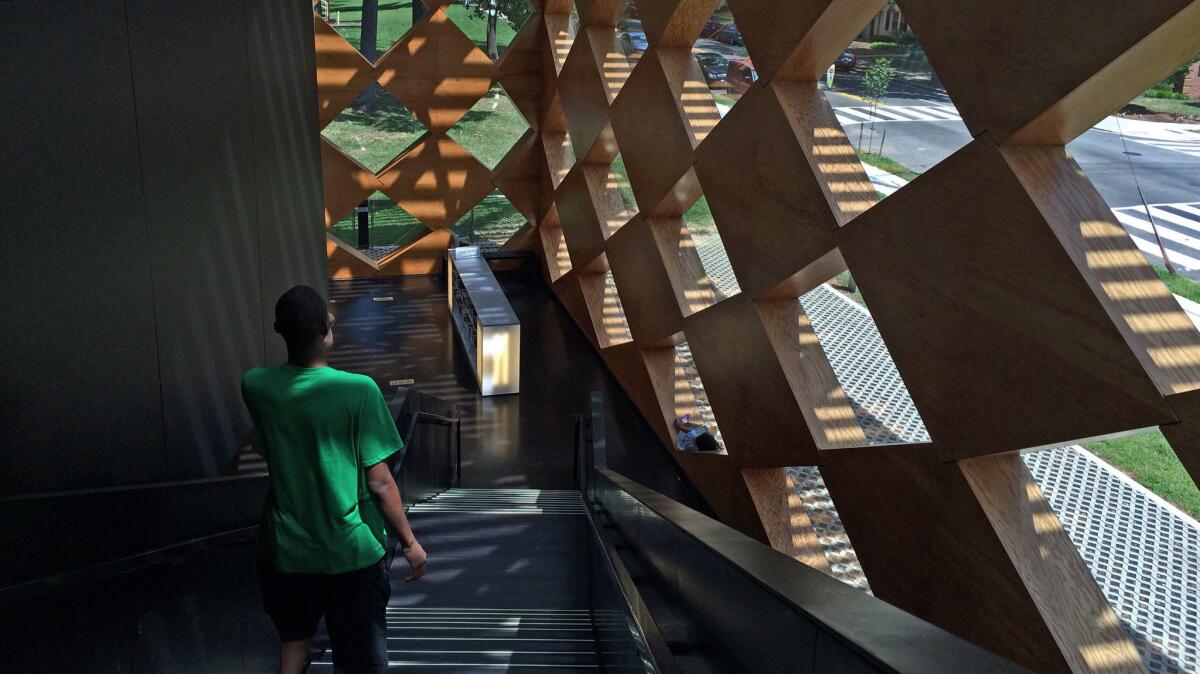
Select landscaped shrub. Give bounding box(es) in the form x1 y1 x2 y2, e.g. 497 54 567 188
1144 88 1191 100
869 41 898 50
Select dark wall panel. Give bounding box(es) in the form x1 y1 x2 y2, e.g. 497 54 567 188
125 0 265 478
0 0 324 499
0 1 166 494
247 0 329 365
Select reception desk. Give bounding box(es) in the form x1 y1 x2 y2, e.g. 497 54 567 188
447 246 520 396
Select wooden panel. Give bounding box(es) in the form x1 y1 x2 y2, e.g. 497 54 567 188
742 468 833 574
900 0 1200 144
727 0 884 82
647 216 719 317
755 298 867 451
694 83 856 299
375 229 452 276
606 220 686 345
327 235 380 279
684 296 826 467
374 8 499 134
638 0 720 48
961 453 1146 674
498 15 546 130
544 12 576 75
556 165 609 268
493 129 543 224
579 267 634 348
821 445 1082 674
609 50 703 216
835 135 1176 461
377 136 494 230
320 137 385 227
1002 144 1200 397
574 0 625 27
314 15 375 128
1011 3 1200 144
586 28 634 103
559 30 618 163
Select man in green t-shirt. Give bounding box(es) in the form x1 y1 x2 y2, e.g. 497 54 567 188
242 285 427 674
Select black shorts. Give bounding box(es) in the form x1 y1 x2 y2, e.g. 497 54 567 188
259 555 391 673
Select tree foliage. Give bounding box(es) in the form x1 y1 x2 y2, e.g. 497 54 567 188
863 57 896 106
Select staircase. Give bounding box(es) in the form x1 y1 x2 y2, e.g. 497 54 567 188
310 489 603 672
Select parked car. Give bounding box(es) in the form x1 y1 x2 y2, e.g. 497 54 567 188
835 50 857 71
695 52 729 85
724 56 758 94
621 30 648 54
700 19 723 38
711 23 743 46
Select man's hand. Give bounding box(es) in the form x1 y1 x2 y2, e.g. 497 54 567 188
403 540 428 581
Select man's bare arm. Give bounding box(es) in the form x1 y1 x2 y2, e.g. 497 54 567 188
366 461 428 581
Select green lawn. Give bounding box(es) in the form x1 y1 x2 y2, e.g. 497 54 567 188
320 86 426 172
831 271 866 306
446 85 531 169
329 191 427 249
451 190 526 244
1085 430 1199 519
683 196 717 235
1153 264 1200 304
1128 95 1200 118
326 0 525 58
856 148 920 182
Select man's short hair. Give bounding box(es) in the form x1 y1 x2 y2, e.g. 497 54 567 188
274 286 328 346
695 432 719 452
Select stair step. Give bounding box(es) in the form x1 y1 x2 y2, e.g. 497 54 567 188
410 489 588 516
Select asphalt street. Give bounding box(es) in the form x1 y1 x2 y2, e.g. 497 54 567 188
822 72 1200 276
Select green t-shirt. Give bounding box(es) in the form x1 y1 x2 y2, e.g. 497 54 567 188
241 365 403 574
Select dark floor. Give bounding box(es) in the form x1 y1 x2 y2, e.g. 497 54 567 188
328 263 702 507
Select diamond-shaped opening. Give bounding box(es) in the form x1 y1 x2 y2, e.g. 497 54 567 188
682 196 740 301
1063 53 1200 278
450 189 528 249
820 10 969 205
442 0 534 61
693 0 748 114
647 206 738 317
616 0 645 67
785 464 872 593
322 0 422 62
446 84 531 170
795 271 930 446
328 191 430 260
643 341 727 454
590 156 637 238
320 83 427 173
580 265 633 348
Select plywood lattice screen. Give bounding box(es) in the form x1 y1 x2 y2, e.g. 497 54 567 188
316 1 1200 672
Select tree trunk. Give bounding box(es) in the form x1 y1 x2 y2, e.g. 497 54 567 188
358 0 380 113
486 0 498 60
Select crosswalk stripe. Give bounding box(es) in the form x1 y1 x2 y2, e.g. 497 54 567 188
909 105 961 120
1126 136 1200 159
831 104 964 125
834 107 878 121
1111 204 1200 270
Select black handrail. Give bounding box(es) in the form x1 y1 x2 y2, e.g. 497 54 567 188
581 391 1028 674
575 393 676 674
